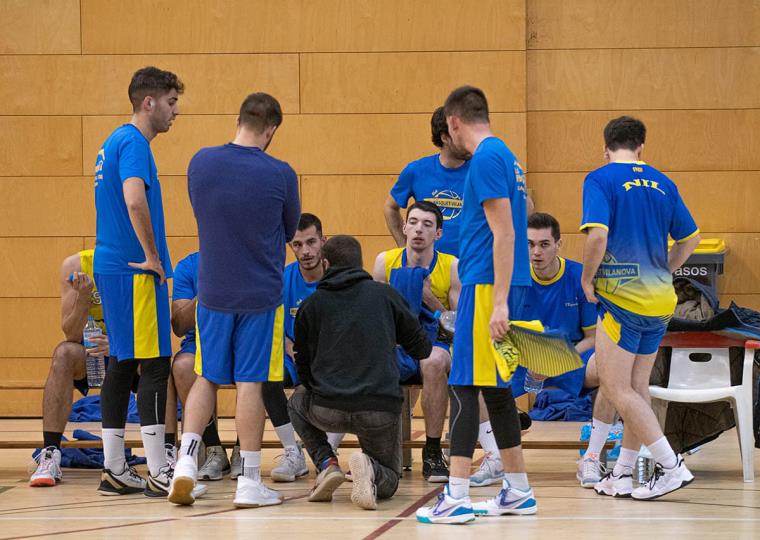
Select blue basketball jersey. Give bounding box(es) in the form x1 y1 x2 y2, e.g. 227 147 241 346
172 252 199 348
282 261 319 341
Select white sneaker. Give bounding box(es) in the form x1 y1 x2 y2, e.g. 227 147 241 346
30 447 63 487
349 452 377 510
472 485 537 516
145 466 172 498
470 452 504 487
271 445 309 482
416 486 475 524
632 456 694 501
168 455 198 506
165 444 177 469
230 445 242 480
594 469 634 498
234 476 284 508
198 445 231 481
98 464 146 496
576 455 605 488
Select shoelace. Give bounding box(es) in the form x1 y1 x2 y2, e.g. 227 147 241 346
583 458 605 477
647 463 665 490
427 451 448 471
126 465 144 483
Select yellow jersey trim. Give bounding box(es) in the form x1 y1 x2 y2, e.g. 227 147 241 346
531 257 566 286
579 223 609 232
674 228 700 244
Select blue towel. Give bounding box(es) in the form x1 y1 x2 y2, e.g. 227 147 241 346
69 394 141 423
528 388 592 421
33 429 146 469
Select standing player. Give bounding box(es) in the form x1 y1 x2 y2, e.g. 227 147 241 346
372 201 460 483
170 92 300 508
93 67 183 497
384 107 471 257
417 86 535 524
580 116 700 500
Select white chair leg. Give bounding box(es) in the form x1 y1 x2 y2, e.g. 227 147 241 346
732 395 755 482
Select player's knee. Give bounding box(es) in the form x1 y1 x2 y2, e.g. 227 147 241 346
51 341 84 377
420 349 449 379
171 354 195 382
140 357 171 384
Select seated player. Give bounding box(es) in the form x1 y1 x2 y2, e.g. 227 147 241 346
471 213 613 488
372 201 460 483
30 250 111 486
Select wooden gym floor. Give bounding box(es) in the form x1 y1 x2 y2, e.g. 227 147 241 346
0 419 757 540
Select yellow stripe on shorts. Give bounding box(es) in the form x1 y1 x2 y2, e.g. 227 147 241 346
268 305 285 382
472 284 501 387
132 274 159 358
602 312 622 345
194 304 203 377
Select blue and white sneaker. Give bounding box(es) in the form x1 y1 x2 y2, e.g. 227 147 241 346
472 486 537 516
416 486 475 524
470 452 504 487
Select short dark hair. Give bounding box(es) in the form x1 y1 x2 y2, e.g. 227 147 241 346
528 212 561 242
322 235 362 268
298 213 323 236
443 85 489 123
407 200 443 229
431 107 449 148
128 66 184 112
604 116 646 152
239 92 283 133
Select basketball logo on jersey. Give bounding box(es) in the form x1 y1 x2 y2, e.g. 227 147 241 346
596 253 640 294
94 149 105 188
514 161 527 197
426 190 462 221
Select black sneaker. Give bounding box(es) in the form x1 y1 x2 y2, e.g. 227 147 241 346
144 466 172 498
97 466 146 496
519 411 532 431
422 446 449 483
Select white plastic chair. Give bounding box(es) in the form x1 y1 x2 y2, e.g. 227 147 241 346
650 332 759 482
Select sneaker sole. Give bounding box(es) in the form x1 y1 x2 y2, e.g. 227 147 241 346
474 501 537 516
308 471 345 502
349 453 377 510
97 482 144 496
30 477 56 487
168 477 196 506
416 513 475 524
631 477 694 501
233 497 283 508
271 468 309 483
425 475 449 484
594 486 632 498
144 486 169 498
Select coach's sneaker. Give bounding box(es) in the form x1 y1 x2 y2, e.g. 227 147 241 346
98 465 146 496
472 485 537 516
308 458 345 502
30 446 63 487
198 445 231 481
631 456 694 501
422 446 449 483
470 452 504 487
416 486 475 524
594 469 633 498
577 455 605 488
169 455 198 506
234 476 283 508
145 466 172 498
349 452 377 510
164 444 177 469
229 445 242 480
271 444 309 482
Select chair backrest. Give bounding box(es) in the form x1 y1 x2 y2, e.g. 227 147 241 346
667 348 732 390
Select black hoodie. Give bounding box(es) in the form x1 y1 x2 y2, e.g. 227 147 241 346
293 266 432 414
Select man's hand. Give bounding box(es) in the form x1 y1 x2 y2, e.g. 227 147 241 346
85 334 109 357
69 272 94 294
581 279 598 304
128 257 166 284
421 277 446 313
489 302 510 341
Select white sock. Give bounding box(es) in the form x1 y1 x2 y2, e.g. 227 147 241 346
241 450 262 482
102 428 127 473
179 432 202 460
648 436 678 469
448 476 469 499
327 432 345 452
504 472 529 491
141 424 167 476
586 418 613 458
613 447 638 476
478 421 500 456
274 423 298 451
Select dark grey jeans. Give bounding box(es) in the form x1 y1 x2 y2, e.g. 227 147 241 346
288 388 401 499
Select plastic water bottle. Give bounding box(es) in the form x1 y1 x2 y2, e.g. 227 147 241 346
83 316 106 388
436 310 457 333
636 445 655 485
523 371 545 394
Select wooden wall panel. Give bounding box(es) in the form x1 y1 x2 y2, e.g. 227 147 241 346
723 295 760 312
0 358 53 382
81 0 525 54
527 110 760 172
528 48 760 111
83 113 527 177
301 52 525 114
301 176 396 236
527 0 760 49
0 54 299 116
356 236 399 272
0 298 62 358
162 176 195 237
0 0 80 54
0 117 82 176
0 177 94 236
0 238 84 298
530 171 760 235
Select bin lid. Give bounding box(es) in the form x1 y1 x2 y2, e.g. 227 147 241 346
668 237 726 254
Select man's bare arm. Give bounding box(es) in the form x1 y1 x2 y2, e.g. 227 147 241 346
448 258 461 311
60 255 91 342
581 227 608 304
123 177 165 283
483 198 514 340
383 195 406 248
171 298 196 338
372 252 387 283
